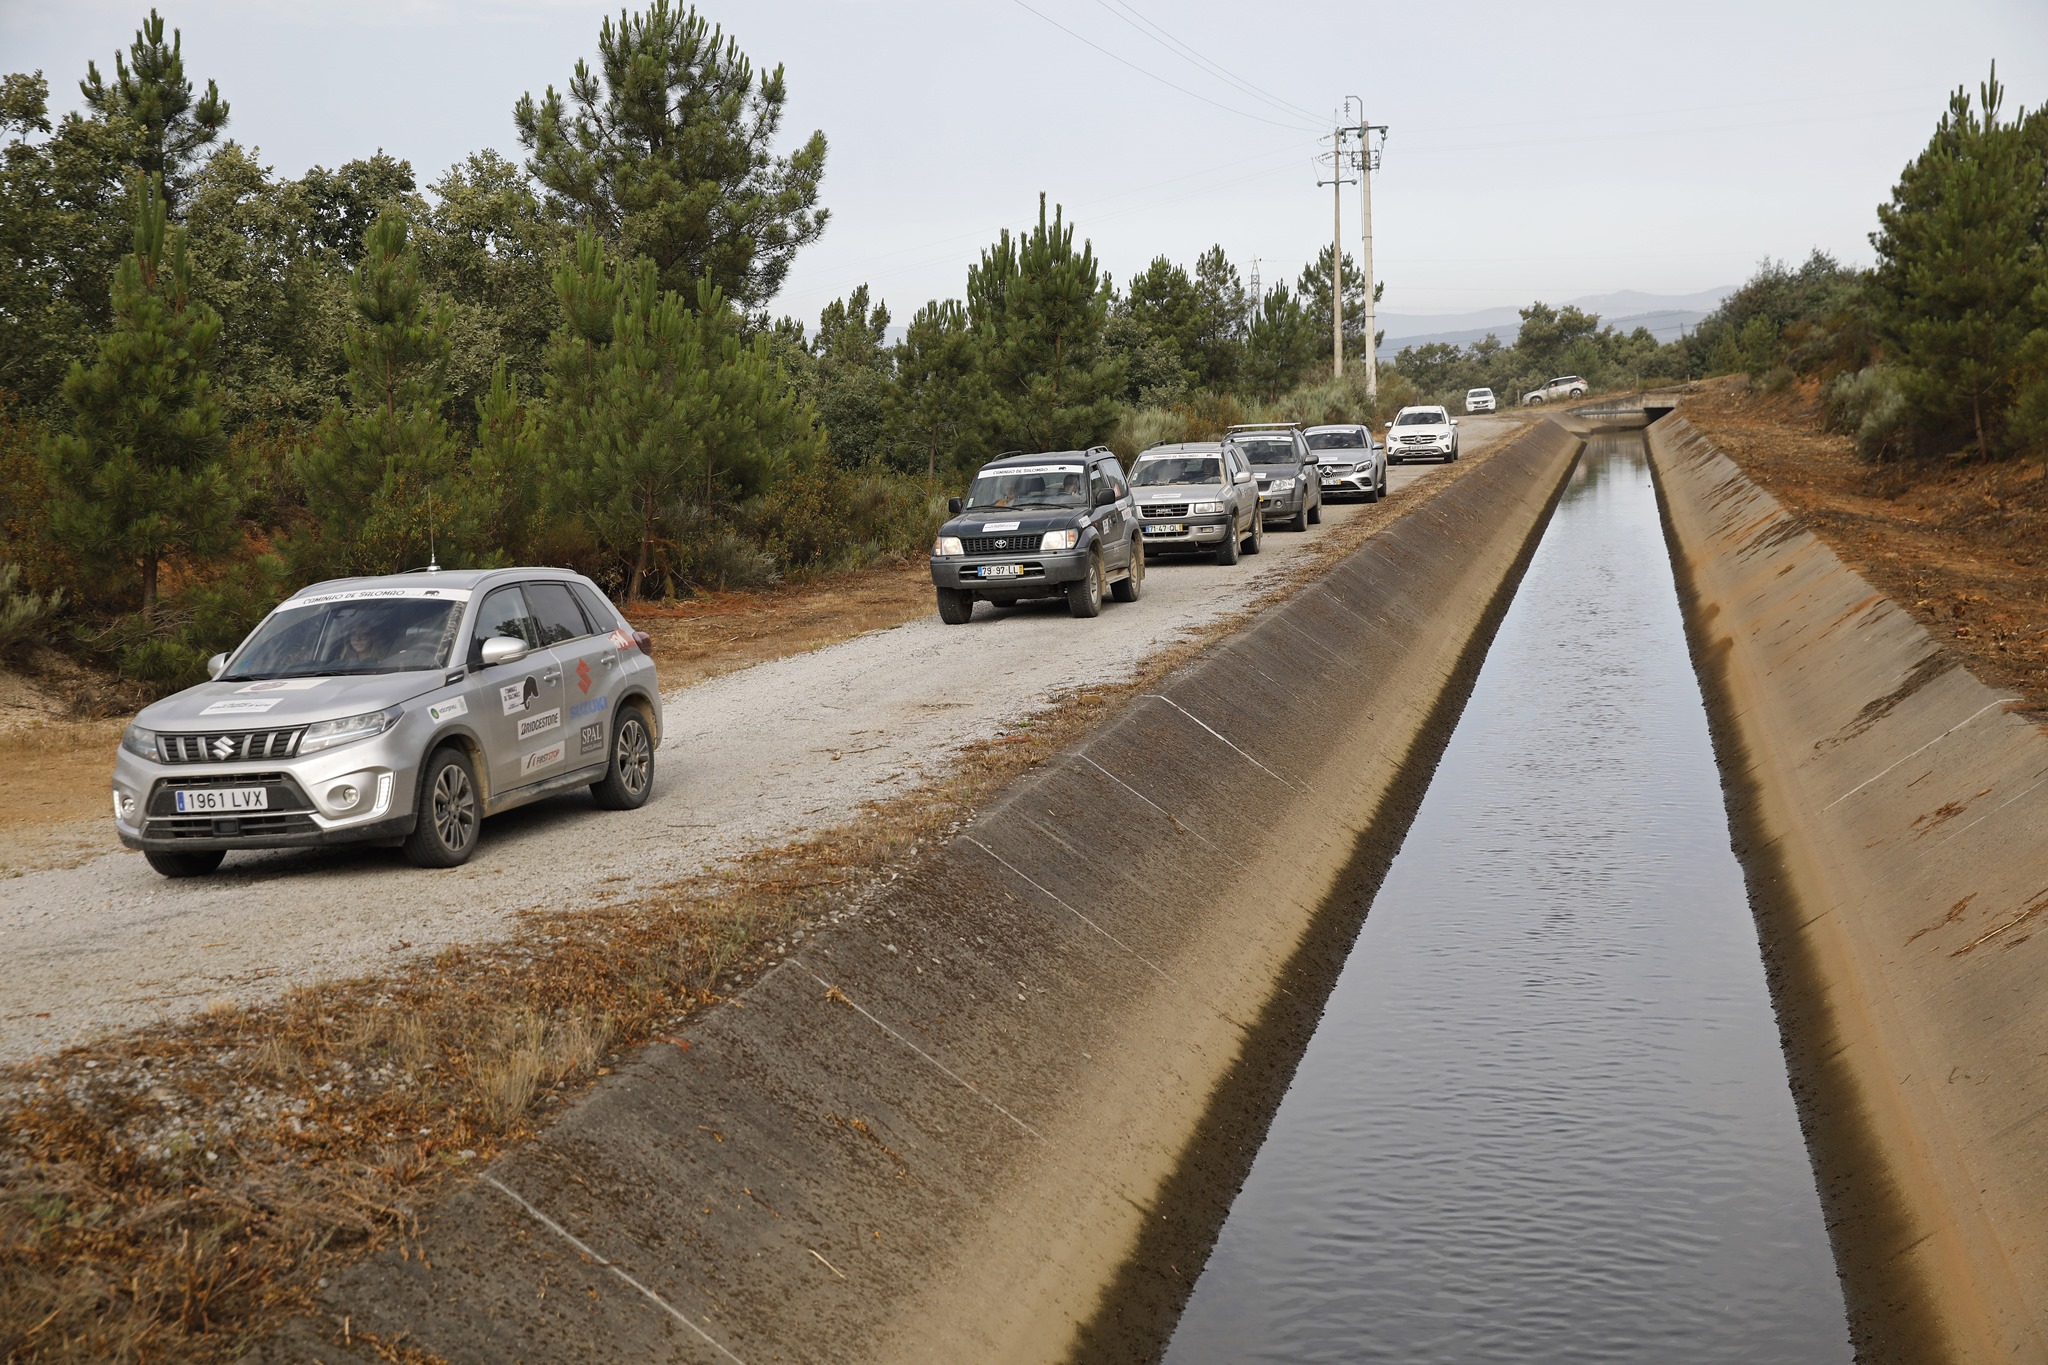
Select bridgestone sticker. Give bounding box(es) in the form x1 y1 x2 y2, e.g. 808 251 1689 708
517 708 561 741
235 679 324 694
426 697 468 722
281 586 472 610
579 721 603 755
520 742 563 775
500 677 538 715
200 698 283 715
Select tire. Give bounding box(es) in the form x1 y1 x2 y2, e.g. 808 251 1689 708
1111 538 1144 602
591 703 656 811
936 587 974 625
1307 492 1322 525
1214 517 1240 565
144 848 224 878
1244 509 1264 555
1364 474 1380 504
1287 497 1309 533
1066 553 1104 618
402 746 481 868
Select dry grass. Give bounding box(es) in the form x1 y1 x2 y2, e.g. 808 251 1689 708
0 436 1520 1362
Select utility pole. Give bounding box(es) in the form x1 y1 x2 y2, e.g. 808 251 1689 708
1316 124 1357 381
1342 98 1387 402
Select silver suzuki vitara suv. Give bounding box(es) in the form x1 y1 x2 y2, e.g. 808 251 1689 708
111 568 662 877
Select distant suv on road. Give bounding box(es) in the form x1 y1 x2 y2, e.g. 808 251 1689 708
113 568 662 877
1303 424 1387 502
1522 375 1588 405
1385 406 1461 463
1224 423 1322 532
1465 388 1497 414
929 447 1144 623
1130 440 1264 564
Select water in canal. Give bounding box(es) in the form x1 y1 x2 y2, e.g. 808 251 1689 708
1164 433 1850 1363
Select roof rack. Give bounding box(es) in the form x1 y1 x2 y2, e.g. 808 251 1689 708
1225 422 1304 433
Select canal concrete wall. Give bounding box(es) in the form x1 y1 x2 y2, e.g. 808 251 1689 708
1649 416 2048 1365
284 421 1584 1364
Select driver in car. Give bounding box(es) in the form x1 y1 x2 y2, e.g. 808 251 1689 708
332 614 389 667
1057 471 1085 502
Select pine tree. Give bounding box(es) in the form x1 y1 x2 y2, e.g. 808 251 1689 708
1870 64 2048 459
79 8 228 212
293 210 467 573
967 195 1123 453
809 284 892 467
44 177 236 616
1190 246 1248 391
539 231 821 597
1240 284 1317 398
514 1 827 311
887 299 990 481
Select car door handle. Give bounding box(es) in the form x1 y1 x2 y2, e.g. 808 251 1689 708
541 668 562 684
598 653 617 666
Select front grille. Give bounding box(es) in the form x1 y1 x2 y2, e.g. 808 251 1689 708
158 728 305 764
147 773 314 817
1140 503 1191 517
962 534 1043 555
149 812 321 840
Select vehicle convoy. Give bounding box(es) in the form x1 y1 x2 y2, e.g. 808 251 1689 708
1385 405 1462 463
1130 441 1264 564
930 448 1144 623
1465 387 1497 413
1522 374 1588 405
1225 423 1323 532
1303 424 1388 502
112 569 661 878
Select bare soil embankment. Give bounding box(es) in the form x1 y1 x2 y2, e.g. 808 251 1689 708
1650 415 2048 1364
265 421 1584 1363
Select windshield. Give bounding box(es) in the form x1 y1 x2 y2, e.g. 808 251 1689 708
964 463 1087 510
223 593 466 680
1236 437 1297 466
1394 410 1446 426
1131 455 1222 487
1467 389 1491 398
1305 431 1364 450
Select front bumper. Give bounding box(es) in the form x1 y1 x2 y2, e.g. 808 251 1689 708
1317 464 1379 495
111 731 424 853
1137 512 1231 550
1256 483 1306 514
931 547 1092 592
1389 442 1452 461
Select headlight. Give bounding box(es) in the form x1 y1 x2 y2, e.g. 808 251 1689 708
933 535 963 556
299 707 401 755
1039 528 1079 552
1190 501 1224 515
120 724 158 760
1268 477 1296 491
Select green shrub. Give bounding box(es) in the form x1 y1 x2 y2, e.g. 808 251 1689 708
0 562 66 662
1828 366 1913 463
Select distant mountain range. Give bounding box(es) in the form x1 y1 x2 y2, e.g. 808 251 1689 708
1375 287 1737 353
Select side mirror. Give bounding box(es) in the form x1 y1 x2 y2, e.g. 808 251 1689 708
206 653 227 680
1450 418 1460 426
479 635 531 668
947 496 964 515
1236 471 1252 484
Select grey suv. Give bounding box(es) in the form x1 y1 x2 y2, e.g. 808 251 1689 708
1130 441 1263 564
1224 423 1322 531
1303 424 1387 502
929 448 1144 623
111 568 662 877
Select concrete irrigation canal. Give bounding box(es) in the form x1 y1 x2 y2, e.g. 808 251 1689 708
282 415 2048 1363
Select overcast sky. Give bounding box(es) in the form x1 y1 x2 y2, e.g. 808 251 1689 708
8 0 2046 329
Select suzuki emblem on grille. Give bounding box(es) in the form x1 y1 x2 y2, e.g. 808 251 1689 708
210 736 237 761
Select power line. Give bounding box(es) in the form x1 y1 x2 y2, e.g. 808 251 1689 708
1001 0 1324 133
1089 0 1325 126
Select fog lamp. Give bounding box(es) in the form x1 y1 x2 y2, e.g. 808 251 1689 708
328 783 362 811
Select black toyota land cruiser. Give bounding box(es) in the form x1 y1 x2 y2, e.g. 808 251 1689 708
929 448 1144 624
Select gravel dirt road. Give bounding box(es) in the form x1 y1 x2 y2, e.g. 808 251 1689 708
0 419 1523 1062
